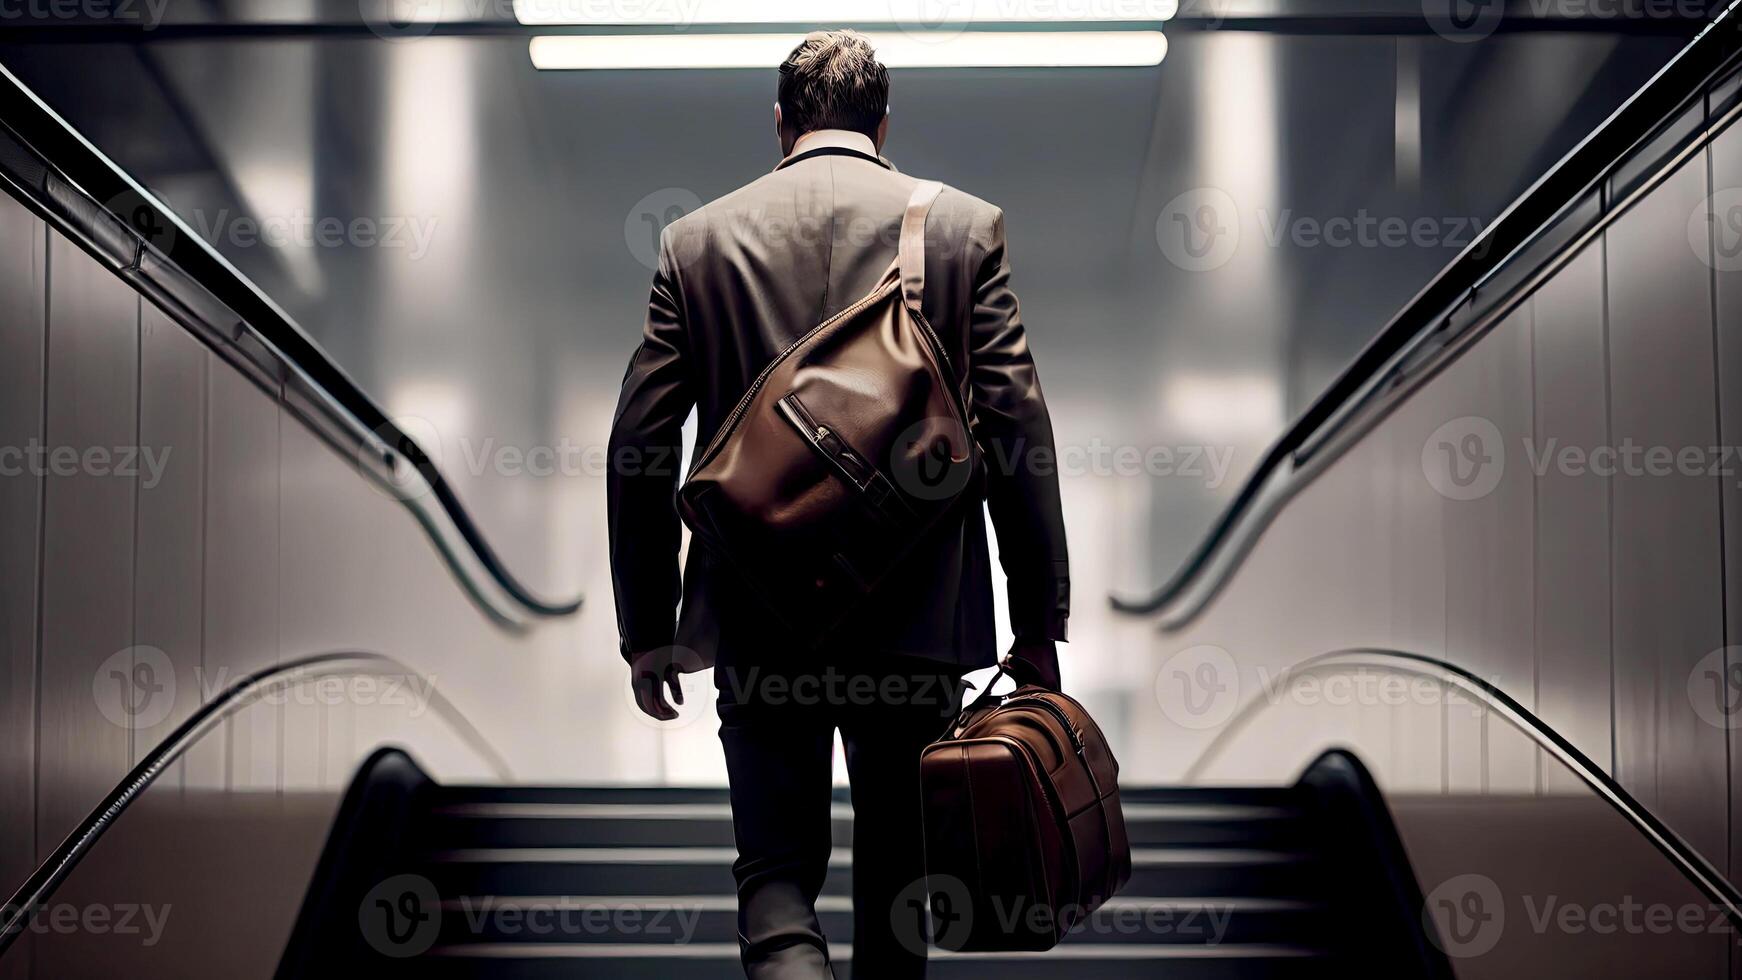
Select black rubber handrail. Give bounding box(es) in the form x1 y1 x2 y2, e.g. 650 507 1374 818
1184 648 1742 930
0 62 581 620
0 651 509 958
1112 1 1742 616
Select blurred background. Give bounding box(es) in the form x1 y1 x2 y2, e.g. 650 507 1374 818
10 1 1742 976
0 2 1687 784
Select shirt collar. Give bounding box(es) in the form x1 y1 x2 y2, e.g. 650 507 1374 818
774 129 894 172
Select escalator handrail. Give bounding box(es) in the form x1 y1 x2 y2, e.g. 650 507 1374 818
1184 647 1742 929
0 651 509 957
0 61 581 621
1112 0 1742 618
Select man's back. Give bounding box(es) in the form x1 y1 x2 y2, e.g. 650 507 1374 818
609 130 1069 669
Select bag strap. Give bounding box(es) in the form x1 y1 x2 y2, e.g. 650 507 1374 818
898 180 945 310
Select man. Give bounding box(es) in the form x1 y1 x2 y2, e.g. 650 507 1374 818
606 30 1070 979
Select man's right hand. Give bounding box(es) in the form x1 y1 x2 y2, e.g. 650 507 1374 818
1005 640 1062 691
629 648 686 721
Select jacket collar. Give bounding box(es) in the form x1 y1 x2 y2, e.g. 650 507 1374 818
774 129 896 173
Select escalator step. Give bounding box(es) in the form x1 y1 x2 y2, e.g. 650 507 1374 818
416 800 1305 849
404 943 1336 979
431 895 1329 947
415 848 1320 900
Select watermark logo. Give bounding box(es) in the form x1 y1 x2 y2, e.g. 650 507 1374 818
1689 647 1742 731
92 646 176 731
359 415 445 502
1421 416 1505 501
1424 0 1504 43
359 874 442 957
1157 187 1240 273
888 416 977 502
891 874 975 955
626 187 704 272
1174 0 1228 27
360 0 445 40
1692 188 1742 273
1154 644 1239 730
1423 873 1505 958
625 644 712 731
889 0 976 44
106 188 179 257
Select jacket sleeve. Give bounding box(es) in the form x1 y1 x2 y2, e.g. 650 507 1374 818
607 232 695 662
968 208 1071 642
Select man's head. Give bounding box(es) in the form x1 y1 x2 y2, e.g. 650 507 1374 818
775 30 890 157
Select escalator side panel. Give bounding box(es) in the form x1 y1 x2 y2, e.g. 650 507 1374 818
1606 153 1727 867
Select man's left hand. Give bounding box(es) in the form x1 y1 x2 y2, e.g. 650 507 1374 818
629 648 686 720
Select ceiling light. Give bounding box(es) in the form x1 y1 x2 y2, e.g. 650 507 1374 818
514 0 1176 26
529 31 1168 69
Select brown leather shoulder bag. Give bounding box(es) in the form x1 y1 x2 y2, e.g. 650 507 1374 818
676 180 981 635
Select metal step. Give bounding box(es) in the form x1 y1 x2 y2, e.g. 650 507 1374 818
418 800 1309 850
406 942 1337 979
416 847 1320 900
432 894 1329 947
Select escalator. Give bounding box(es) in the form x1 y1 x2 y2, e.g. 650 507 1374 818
4 2 1742 978
279 749 1443 979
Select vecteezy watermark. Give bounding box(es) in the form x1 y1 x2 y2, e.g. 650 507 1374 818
625 644 712 731
0 901 173 946
0 441 173 489
0 0 170 28
1692 187 1742 273
359 874 442 957
626 187 705 271
1423 873 1734 959
892 874 976 955
1257 209 1486 253
91 648 440 731
1422 416 1742 501
353 409 1241 504
1421 416 1506 502
1157 187 1241 273
447 897 704 942
1154 645 1498 731
1154 644 1242 731
93 646 178 731
183 209 440 262
1425 0 1718 43
1688 647 1742 730
1157 189 1486 272
1422 0 1505 43
991 897 1234 943
716 665 969 718
1423 874 1506 958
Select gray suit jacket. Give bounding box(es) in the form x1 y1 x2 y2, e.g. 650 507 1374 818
607 139 1069 671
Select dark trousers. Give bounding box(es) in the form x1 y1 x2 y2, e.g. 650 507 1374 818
716 656 967 980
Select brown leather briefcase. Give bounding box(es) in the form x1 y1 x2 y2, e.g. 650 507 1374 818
676 180 980 635
919 669 1131 951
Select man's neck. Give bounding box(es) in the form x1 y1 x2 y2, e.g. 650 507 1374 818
790 129 877 158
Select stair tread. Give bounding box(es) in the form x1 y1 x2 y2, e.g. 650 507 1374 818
426 942 1330 959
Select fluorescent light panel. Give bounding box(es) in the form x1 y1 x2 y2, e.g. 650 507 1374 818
529 31 1168 68
515 0 1176 25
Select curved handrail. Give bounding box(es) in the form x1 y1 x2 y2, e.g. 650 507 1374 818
1184 647 1742 929
0 61 581 621
0 651 510 957
1112 0 1742 617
